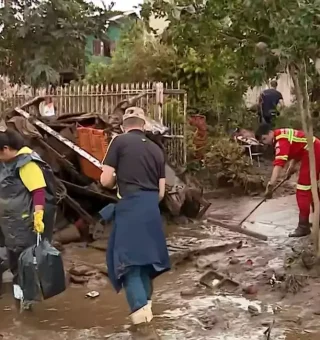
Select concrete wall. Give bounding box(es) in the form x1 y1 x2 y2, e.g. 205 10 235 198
85 17 136 67
149 14 168 34
245 73 294 108
145 0 169 34
145 0 295 108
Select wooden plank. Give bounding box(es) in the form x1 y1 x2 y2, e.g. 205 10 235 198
63 194 96 225
61 180 117 202
14 106 103 169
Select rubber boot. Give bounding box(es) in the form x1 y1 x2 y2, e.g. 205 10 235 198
289 217 311 237
0 257 8 298
130 305 160 340
20 300 33 312
13 284 33 312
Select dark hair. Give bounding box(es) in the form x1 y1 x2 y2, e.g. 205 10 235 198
0 129 25 151
255 123 272 140
270 80 278 88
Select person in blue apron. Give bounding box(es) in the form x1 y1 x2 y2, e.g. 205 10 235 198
100 107 170 339
0 128 57 310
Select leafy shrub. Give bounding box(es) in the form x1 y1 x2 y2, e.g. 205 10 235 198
203 137 264 193
85 21 178 85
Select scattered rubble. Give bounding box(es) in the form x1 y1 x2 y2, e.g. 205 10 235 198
180 287 198 297
2 193 320 339
69 265 96 276
263 319 275 340
282 274 308 295
301 250 316 270
1 95 212 248
248 304 260 316
195 258 212 270
86 291 100 299
243 285 258 295
229 257 240 265
199 270 239 292
198 312 218 330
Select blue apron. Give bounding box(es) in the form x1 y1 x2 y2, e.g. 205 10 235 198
101 190 170 292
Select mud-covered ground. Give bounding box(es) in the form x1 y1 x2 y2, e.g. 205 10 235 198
203 158 296 200
1 176 320 339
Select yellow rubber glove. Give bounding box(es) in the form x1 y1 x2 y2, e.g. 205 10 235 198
34 210 45 234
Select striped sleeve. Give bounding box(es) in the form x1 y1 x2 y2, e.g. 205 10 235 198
273 139 290 167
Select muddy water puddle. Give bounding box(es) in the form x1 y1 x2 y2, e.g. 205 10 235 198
0 228 197 337
208 195 299 242
0 246 177 334
0 194 319 339
0 278 176 339
1 286 128 331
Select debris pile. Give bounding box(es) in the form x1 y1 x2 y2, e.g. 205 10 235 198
1 94 211 246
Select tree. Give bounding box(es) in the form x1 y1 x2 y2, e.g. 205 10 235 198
141 1 260 123
212 0 320 256
0 0 115 86
143 0 320 255
86 21 179 84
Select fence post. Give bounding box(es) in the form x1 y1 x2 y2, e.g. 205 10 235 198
155 82 163 124
183 91 188 166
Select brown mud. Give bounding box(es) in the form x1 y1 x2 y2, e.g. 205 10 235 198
1 186 320 339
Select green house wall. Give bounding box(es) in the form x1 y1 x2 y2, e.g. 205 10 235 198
85 33 112 65
85 17 134 68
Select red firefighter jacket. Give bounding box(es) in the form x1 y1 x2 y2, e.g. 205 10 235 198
273 128 315 167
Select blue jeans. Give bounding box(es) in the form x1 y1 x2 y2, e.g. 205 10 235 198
123 265 153 313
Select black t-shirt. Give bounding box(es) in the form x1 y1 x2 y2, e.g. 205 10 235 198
261 88 283 117
103 130 165 197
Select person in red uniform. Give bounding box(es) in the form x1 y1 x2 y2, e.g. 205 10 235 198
256 124 320 237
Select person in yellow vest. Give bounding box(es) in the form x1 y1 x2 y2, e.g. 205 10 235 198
0 128 57 310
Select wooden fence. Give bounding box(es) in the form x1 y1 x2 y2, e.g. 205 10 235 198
0 82 187 166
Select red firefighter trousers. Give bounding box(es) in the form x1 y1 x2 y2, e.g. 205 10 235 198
296 140 320 220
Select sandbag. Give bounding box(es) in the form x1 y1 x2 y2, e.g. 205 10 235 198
35 240 66 300
18 246 42 302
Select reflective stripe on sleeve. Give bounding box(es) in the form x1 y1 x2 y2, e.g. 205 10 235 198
275 129 315 145
296 184 312 190
275 155 288 161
